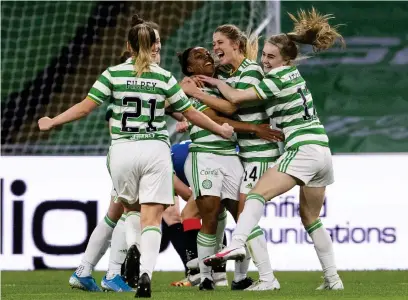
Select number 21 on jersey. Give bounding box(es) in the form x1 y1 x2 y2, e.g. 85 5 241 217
121 96 157 132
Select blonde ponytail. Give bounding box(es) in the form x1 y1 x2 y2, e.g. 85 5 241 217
127 21 156 77
287 7 345 52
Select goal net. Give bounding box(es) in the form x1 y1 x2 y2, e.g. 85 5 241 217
1 0 280 155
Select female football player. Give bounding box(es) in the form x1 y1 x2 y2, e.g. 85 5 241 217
38 17 234 298
199 8 346 291
180 24 281 291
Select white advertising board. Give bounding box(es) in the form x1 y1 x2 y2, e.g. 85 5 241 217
0 155 407 271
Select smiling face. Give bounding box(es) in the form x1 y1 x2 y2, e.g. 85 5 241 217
186 47 215 76
152 29 161 64
261 42 288 73
212 31 239 66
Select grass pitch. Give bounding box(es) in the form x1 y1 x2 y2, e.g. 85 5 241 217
2 270 408 299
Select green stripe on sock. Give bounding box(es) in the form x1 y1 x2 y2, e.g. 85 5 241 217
247 226 264 241
197 232 217 241
305 218 323 234
104 215 117 228
246 193 266 205
126 211 140 217
142 226 161 235
197 232 216 247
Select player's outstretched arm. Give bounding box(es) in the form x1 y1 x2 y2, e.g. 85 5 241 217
197 75 259 104
38 97 98 131
173 174 192 202
204 108 283 142
182 107 233 139
180 78 238 116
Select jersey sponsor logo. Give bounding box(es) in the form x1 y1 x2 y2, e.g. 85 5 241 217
202 179 212 189
200 168 220 176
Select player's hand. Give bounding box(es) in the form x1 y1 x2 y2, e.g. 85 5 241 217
38 117 54 131
254 124 284 142
219 123 234 139
196 75 221 87
190 76 205 89
176 121 189 133
180 77 199 96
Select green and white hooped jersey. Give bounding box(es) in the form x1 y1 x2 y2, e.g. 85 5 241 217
188 87 237 156
87 60 191 146
254 65 329 150
217 58 281 163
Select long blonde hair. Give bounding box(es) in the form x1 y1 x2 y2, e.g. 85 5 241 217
267 7 345 62
127 15 156 76
215 24 259 61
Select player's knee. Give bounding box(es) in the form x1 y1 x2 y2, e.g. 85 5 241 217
140 204 165 227
300 209 319 227
106 199 124 222
181 206 200 220
201 216 218 234
163 206 181 225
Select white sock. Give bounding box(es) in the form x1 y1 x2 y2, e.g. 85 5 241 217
247 226 275 282
215 209 227 252
234 245 250 282
106 213 127 280
125 211 141 249
75 215 116 277
231 194 265 248
140 226 162 280
197 232 217 282
306 219 339 281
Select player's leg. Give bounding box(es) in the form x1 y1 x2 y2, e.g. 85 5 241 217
181 197 201 266
135 140 175 297
299 146 343 290
212 205 229 287
300 186 342 290
180 196 202 286
122 203 142 289
184 152 224 290
102 202 134 292
69 193 122 292
162 196 189 279
219 155 264 290
107 141 144 292
239 162 279 291
204 150 299 265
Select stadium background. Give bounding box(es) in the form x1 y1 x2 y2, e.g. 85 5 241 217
1 0 408 278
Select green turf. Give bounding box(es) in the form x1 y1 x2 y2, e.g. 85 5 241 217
1 271 408 299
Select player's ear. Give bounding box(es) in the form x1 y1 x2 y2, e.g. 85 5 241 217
187 66 194 73
126 42 132 52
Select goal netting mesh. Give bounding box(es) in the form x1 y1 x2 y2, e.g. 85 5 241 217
1 0 278 155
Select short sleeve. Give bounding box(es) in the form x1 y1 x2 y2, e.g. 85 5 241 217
87 69 113 105
165 75 192 113
235 64 264 90
254 74 282 100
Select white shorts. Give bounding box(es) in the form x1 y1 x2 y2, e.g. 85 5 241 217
108 140 174 205
240 161 274 194
276 144 334 187
184 152 243 201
